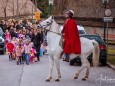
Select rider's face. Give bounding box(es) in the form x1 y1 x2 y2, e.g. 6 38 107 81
65 14 69 19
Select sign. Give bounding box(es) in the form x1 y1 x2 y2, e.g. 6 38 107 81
102 0 110 3
35 12 40 20
103 17 113 22
104 9 112 17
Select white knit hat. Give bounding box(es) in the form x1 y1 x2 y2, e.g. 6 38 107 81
66 10 74 15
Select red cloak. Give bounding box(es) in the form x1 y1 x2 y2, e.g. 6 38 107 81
62 18 81 54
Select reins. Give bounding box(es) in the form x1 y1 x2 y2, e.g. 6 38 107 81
38 21 62 36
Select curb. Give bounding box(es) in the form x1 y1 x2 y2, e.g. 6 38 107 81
107 62 115 71
108 54 115 56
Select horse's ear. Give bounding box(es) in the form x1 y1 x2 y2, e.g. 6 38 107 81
52 16 54 20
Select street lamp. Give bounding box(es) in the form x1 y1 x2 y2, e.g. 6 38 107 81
102 0 109 8
102 0 109 3
49 0 54 15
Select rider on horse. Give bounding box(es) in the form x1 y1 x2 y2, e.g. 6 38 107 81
62 10 81 62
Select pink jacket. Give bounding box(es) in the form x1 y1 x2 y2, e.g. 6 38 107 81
24 44 32 54
5 32 11 41
31 48 37 55
16 46 24 56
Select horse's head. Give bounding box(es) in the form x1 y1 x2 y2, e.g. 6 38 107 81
38 16 54 30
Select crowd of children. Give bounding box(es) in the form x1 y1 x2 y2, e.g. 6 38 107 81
0 18 47 65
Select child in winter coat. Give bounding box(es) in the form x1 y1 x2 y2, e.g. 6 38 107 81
30 46 37 63
5 29 11 44
16 44 24 65
11 37 17 59
24 40 32 65
6 40 14 61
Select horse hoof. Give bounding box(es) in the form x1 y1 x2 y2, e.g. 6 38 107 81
46 79 50 82
82 78 88 81
55 79 60 81
74 77 78 79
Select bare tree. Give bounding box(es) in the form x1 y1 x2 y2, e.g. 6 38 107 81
1 0 41 19
1 0 9 23
6 0 15 18
18 0 29 16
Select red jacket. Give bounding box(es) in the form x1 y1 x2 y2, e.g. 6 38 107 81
62 18 81 54
7 43 14 53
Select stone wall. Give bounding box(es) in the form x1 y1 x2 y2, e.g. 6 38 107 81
54 0 115 18
85 26 115 41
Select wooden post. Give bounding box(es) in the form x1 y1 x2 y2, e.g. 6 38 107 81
17 0 19 19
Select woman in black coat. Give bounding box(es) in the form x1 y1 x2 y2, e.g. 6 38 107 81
31 28 43 61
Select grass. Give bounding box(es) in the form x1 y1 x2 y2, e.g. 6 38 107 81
108 47 115 65
108 47 115 55
107 56 115 65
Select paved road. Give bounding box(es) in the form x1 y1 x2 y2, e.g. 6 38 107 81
0 54 115 86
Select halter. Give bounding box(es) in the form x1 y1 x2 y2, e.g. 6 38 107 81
38 20 62 36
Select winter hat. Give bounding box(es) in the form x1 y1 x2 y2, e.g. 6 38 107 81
66 10 74 17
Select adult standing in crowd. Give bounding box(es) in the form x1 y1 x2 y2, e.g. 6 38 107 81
0 20 6 33
31 28 43 61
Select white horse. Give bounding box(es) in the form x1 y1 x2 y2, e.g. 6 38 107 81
38 16 100 82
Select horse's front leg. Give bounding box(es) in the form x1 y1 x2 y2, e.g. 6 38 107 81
46 56 54 82
54 56 61 81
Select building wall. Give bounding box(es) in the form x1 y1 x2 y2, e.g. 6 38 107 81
54 0 115 18
85 26 115 41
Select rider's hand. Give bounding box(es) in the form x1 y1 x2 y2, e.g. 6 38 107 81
63 33 65 36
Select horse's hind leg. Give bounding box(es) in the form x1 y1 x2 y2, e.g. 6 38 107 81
54 56 61 81
74 55 87 79
82 59 90 81
46 56 54 82
74 65 85 79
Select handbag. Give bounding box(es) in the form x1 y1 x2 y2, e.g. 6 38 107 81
12 52 16 59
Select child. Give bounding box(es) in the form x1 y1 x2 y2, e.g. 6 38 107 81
6 39 14 61
41 42 47 55
12 37 17 46
16 44 24 65
11 37 17 59
30 45 36 63
5 29 11 44
17 37 25 63
24 40 32 65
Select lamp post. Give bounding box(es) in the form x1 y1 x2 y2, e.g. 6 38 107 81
102 0 113 60
102 0 109 8
102 0 109 42
49 0 54 15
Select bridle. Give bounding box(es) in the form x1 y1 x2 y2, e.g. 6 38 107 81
38 20 62 36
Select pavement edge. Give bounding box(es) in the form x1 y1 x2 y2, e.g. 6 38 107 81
107 62 115 71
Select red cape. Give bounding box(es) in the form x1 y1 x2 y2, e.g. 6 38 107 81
62 18 81 54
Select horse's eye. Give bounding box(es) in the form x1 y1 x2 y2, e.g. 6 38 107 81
47 22 50 24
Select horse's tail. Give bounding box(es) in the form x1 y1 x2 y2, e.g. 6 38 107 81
92 40 100 67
